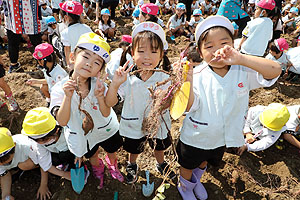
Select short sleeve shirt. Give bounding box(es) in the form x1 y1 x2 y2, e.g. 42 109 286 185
168 14 186 29
99 20 116 32
42 64 68 93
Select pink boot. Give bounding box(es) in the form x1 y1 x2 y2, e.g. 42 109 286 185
6 93 19 112
0 97 6 109
193 167 208 200
105 155 124 182
92 158 105 189
177 174 197 200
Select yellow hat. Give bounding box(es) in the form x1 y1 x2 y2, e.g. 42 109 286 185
0 127 15 156
76 32 111 63
21 107 56 139
259 103 290 131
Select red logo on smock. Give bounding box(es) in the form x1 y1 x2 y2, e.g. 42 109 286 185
238 82 244 88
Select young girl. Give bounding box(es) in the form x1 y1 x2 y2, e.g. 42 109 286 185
167 3 187 38
188 9 204 41
120 0 135 17
0 56 18 111
139 3 166 28
105 22 175 183
165 0 176 14
50 32 124 189
60 1 92 66
95 9 116 41
199 0 213 15
176 15 281 200
26 43 68 106
238 0 276 56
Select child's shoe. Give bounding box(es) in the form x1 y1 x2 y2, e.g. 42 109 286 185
6 92 19 112
92 158 105 189
177 174 197 200
0 97 6 109
156 161 177 180
193 167 208 200
125 162 138 184
105 155 124 182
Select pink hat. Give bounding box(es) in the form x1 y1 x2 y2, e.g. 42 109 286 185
121 35 132 43
140 3 159 16
59 1 83 15
256 0 276 10
274 38 289 52
33 43 54 59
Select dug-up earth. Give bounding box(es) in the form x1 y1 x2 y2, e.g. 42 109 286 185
1 10 300 200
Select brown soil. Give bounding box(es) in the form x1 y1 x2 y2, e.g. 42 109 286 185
1 9 300 200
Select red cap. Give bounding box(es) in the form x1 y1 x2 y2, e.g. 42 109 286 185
33 43 54 59
59 1 83 15
121 35 132 43
256 0 276 10
140 3 159 16
274 38 289 52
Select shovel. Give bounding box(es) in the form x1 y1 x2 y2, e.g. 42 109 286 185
71 162 85 194
142 170 154 197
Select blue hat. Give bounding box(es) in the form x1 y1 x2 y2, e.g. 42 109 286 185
132 8 140 17
232 22 239 30
193 9 202 15
45 16 56 25
290 7 299 14
101 8 110 15
176 3 186 10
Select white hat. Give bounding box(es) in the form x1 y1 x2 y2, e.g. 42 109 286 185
132 22 168 50
248 0 255 4
195 15 234 45
291 0 297 4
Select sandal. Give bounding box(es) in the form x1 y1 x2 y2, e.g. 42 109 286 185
92 158 105 189
105 155 124 182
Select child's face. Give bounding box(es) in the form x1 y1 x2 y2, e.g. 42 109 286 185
289 12 296 18
159 0 165 4
254 7 264 18
176 9 184 16
139 13 147 22
269 49 280 57
199 28 233 67
125 0 130 4
132 38 163 70
0 153 14 166
73 49 104 78
42 4 47 9
102 15 109 22
194 15 201 21
84 2 89 7
51 24 57 29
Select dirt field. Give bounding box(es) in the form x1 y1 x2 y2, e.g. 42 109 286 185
1 9 300 200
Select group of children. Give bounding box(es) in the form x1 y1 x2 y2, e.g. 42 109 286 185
0 0 300 200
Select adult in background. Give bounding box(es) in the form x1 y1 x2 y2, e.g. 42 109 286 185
2 0 42 73
179 0 193 21
217 0 251 37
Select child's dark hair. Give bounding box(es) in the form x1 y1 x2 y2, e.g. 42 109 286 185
120 45 132 67
132 31 171 71
74 46 106 73
101 15 112 27
141 11 158 23
0 147 15 164
60 10 81 26
84 0 91 5
175 12 185 23
270 7 281 29
197 26 234 51
269 42 281 54
186 43 202 63
31 125 62 143
119 41 131 48
37 52 57 77
260 7 278 18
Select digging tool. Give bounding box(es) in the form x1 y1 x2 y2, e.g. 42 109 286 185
142 170 154 197
71 162 85 194
114 191 118 200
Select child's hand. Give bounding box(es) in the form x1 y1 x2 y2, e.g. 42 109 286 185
209 45 242 68
36 185 51 200
237 144 248 156
26 79 36 85
63 79 76 97
245 133 255 143
74 157 83 168
94 73 108 98
111 60 134 87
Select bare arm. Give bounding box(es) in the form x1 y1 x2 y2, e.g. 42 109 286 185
64 46 71 66
36 168 51 200
1 172 13 199
26 78 48 85
47 166 71 180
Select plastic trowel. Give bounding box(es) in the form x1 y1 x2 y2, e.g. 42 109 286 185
170 62 191 120
71 162 85 194
142 170 154 197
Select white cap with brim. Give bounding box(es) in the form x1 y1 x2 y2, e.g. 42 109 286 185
195 15 234 45
132 22 168 50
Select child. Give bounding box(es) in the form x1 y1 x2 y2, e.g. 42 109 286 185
282 7 299 33
60 1 92 66
40 0 53 17
188 9 204 41
95 9 116 41
237 103 290 155
120 0 135 17
51 0 63 22
165 0 176 14
105 22 175 183
176 15 281 200
139 3 166 28
0 56 18 112
191 0 200 12
238 0 276 56
83 0 93 19
45 16 59 42
50 32 124 189
199 0 213 15
130 8 140 29
106 35 133 80
21 107 75 199
265 38 292 77
285 46 300 81
155 0 167 15
26 43 68 106
167 3 187 38
0 127 47 200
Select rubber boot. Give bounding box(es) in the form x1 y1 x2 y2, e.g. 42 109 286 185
193 167 208 200
177 173 197 200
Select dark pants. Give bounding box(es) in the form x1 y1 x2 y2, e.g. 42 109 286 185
51 150 76 169
179 0 193 21
7 29 42 63
101 1 119 19
233 16 251 38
